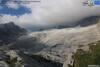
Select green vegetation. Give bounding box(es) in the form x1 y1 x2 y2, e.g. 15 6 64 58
73 41 100 67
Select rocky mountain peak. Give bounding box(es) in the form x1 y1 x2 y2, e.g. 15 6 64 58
0 22 27 45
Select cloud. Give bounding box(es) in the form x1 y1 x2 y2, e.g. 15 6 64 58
0 0 100 30
6 1 20 9
0 14 18 23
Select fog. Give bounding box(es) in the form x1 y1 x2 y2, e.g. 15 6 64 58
0 0 100 30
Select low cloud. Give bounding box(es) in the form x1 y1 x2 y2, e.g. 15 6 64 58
0 0 100 30
6 1 20 9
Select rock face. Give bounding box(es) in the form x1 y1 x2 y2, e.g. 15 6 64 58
0 22 26 45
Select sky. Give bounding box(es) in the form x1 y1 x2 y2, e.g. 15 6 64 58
0 0 100 31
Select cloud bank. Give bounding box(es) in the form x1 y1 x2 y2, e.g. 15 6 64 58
0 0 100 30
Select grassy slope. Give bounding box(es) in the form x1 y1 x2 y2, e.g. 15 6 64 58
73 41 100 67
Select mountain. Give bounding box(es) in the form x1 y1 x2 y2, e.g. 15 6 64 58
0 22 28 67
0 16 100 67
8 16 100 67
0 22 63 67
0 22 27 45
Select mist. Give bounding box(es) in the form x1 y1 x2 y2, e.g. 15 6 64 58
0 0 100 30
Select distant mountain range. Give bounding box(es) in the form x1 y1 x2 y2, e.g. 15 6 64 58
31 16 100 31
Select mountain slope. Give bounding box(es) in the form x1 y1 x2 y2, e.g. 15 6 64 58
9 17 100 67
63 40 100 67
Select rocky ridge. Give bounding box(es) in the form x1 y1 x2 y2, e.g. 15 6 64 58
0 22 26 45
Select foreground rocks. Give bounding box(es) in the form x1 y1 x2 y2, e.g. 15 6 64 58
0 49 63 67
63 41 100 67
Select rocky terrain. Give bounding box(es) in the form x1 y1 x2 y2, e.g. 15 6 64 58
0 22 63 67
0 22 27 67
64 41 100 67
0 16 100 67
16 17 100 67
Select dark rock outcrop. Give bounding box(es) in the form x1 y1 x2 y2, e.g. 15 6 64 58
0 22 27 45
